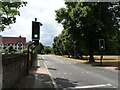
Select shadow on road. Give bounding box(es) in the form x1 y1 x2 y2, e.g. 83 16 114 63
53 77 78 89
14 73 55 89
53 77 117 90
90 62 118 67
48 68 57 71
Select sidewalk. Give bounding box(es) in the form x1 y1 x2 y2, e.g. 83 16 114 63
17 56 55 89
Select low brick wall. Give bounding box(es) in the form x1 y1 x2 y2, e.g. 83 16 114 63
2 54 27 89
0 53 2 90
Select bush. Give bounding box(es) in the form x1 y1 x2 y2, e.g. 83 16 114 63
20 48 32 54
1 48 9 54
20 48 27 53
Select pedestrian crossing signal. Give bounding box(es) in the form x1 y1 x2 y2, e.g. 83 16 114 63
99 39 105 50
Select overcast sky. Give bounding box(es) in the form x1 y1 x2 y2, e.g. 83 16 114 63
0 0 65 46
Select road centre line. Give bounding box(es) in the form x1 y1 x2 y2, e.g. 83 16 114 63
72 84 112 89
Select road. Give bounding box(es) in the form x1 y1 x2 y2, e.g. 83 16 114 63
39 55 119 90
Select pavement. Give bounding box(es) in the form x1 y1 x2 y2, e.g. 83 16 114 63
15 55 56 89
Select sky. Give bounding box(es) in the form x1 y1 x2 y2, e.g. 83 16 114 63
0 0 66 46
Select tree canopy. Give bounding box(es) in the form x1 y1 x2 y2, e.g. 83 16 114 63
53 2 120 62
0 0 27 32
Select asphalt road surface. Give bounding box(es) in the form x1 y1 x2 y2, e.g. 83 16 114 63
39 55 119 90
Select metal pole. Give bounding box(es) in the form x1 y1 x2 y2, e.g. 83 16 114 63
31 46 36 67
100 55 103 66
100 51 103 66
27 42 34 75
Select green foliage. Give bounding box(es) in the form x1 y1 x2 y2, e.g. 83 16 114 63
38 43 44 54
43 46 52 54
20 48 34 54
9 46 13 52
8 46 17 53
53 2 120 62
3 46 7 49
0 47 8 53
0 0 27 31
21 48 28 53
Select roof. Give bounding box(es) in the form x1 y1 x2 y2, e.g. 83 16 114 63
1 36 26 44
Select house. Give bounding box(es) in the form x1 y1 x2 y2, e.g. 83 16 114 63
0 35 26 51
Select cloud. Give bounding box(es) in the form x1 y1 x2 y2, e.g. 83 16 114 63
0 0 65 46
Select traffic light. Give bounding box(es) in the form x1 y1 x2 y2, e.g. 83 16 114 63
32 21 40 40
99 39 105 50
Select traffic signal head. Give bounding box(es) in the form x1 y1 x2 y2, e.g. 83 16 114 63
34 34 38 38
99 39 105 50
32 21 40 40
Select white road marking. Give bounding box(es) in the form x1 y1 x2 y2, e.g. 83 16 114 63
64 73 67 75
43 62 58 89
73 84 112 89
38 60 40 66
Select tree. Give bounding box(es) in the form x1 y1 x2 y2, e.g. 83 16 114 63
52 36 60 54
55 2 120 63
38 42 44 54
0 0 27 31
43 46 52 54
9 46 13 53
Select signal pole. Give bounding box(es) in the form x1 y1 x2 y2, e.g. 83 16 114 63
27 18 43 75
99 39 105 66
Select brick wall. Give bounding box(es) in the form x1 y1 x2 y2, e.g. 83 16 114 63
2 54 27 89
0 35 3 90
0 52 2 90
